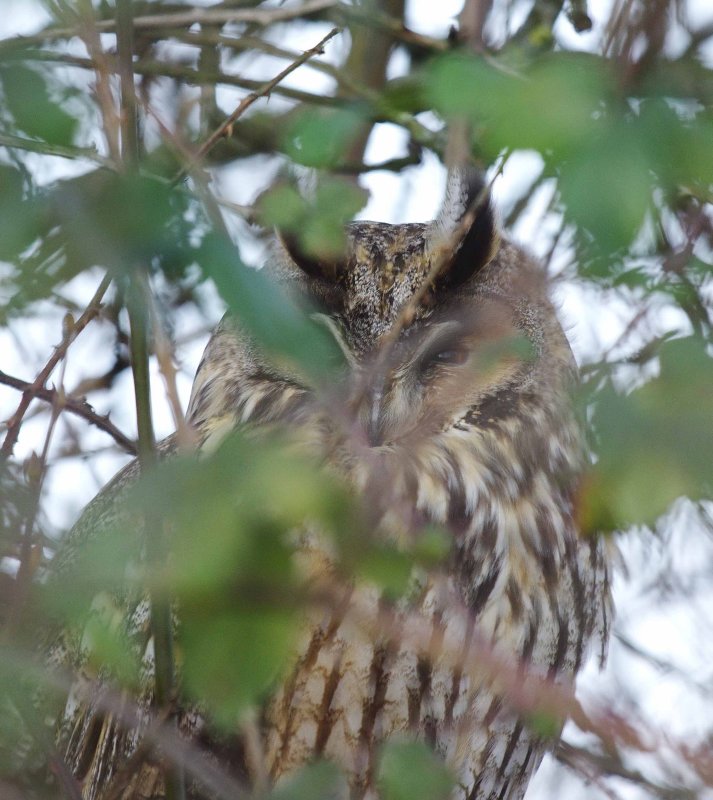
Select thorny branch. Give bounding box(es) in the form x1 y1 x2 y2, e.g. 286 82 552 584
0 370 136 455
1 273 113 459
0 0 338 49
4 366 66 635
174 26 341 183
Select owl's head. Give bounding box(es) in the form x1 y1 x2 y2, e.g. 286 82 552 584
188 171 576 463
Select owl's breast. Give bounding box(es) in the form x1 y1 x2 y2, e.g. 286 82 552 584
264 415 609 800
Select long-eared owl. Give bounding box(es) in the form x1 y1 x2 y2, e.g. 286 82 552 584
49 169 611 800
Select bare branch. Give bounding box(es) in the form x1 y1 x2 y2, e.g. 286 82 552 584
1 273 113 458
0 0 338 49
174 26 341 183
0 370 136 455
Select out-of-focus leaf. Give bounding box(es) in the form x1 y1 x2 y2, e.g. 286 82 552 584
58 172 182 273
581 336 713 532
426 52 608 159
381 75 428 114
41 517 142 624
198 231 346 380
0 64 77 146
0 165 45 265
282 108 365 168
527 709 562 739
356 544 414 597
269 760 346 800
377 740 454 800
130 430 354 598
411 526 451 566
80 598 142 689
637 99 713 189
258 175 368 262
181 609 295 727
0 644 65 777
558 121 652 265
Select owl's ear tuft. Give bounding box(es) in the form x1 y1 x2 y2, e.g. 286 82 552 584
430 168 499 291
278 230 341 283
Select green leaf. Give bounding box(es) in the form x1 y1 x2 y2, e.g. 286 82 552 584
356 543 414 597
269 761 347 800
412 526 451 567
181 609 295 726
426 52 608 159
282 108 365 168
258 175 368 262
0 165 45 265
129 431 354 597
198 232 346 380
636 99 713 190
0 64 77 146
80 601 143 689
558 121 652 263
527 710 562 739
377 740 454 800
581 336 713 532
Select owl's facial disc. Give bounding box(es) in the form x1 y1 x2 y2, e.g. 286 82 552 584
348 297 532 448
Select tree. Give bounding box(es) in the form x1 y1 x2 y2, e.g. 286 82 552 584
0 1 712 798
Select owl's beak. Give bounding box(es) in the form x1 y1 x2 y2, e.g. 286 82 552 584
366 385 385 447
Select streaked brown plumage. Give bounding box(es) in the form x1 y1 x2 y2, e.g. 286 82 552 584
49 170 611 800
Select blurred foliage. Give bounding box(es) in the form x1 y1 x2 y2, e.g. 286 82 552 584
0 0 711 798
257 175 369 261
427 50 713 267
0 63 77 146
582 336 713 533
377 740 454 800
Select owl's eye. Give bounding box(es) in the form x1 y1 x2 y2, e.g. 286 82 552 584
417 341 469 376
432 348 469 366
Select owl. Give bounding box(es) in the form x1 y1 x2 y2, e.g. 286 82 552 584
47 169 611 800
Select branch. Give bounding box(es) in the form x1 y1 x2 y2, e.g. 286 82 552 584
556 741 698 800
458 0 494 52
0 131 109 164
0 0 338 49
337 4 448 55
14 49 347 108
174 26 341 183
4 370 65 635
117 1 183 795
1 273 112 458
0 370 136 455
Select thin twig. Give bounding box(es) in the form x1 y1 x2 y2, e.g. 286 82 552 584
173 26 341 184
73 3 122 165
116 0 139 170
0 370 136 455
556 741 697 800
14 49 348 107
1 273 112 458
148 294 197 450
4 362 67 634
0 131 109 164
0 0 338 49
